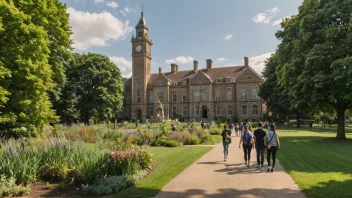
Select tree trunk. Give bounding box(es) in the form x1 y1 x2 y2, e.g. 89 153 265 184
296 112 300 128
335 106 347 140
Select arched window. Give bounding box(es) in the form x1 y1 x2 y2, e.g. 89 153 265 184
253 104 259 115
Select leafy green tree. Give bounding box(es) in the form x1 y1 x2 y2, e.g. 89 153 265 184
259 54 302 127
11 0 72 107
58 53 124 124
275 0 352 139
0 0 58 133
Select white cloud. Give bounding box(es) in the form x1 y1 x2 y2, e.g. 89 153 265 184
272 16 290 26
253 7 280 25
67 7 133 50
106 1 118 8
217 57 228 62
120 6 136 16
94 0 104 4
266 7 280 14
165 56 194 64
253 13 271 24
109 57 132 77
224 35 233 41
247 53 273 75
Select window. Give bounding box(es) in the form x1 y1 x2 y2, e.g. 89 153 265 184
253 104 259 115
149 91 153 103
136 89 141 103
182 81 187 85
183 92 187 102
252 88 258 99
216 105 221 115
128 93 132 103
201 88 207 101
215 88 220 101
183 106 187 116
226 77 231 83
158 92 164 103
228 105 233 115
216 78 222 83
194 88 200 102
194 105 200 116
172 106 177 116
242 105 247 115
173 82 178 86
227 87 232 101
172 91 177 103
247 76 251 80
150 107 154 117
241 88 247 101
137 31 142 38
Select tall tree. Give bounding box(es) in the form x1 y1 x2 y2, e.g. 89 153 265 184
12 0 72 106
276 0 352 139
58 53 124 124
259 53 302 127
0 0 58 133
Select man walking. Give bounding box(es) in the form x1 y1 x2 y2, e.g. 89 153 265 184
253 122 266 170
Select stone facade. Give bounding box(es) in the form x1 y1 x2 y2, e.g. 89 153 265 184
122 12 265 123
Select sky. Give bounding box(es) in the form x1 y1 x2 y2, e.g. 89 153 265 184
60 0 303 77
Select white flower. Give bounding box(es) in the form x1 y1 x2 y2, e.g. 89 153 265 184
20 127 27 131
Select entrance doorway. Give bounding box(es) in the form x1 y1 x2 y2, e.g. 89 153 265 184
136 108 142 121
201 105 208 119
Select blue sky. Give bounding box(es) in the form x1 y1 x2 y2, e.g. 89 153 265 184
61 0 303 77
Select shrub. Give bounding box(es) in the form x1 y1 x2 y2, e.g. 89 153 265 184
0 175 30 197
201 134 213 144
184 135 200 145
209 127 222 135
165 140 179 147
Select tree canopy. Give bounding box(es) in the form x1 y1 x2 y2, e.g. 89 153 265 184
57 53 124 124
275 0 352 139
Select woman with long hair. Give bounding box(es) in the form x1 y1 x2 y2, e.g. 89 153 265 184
265 123 281 172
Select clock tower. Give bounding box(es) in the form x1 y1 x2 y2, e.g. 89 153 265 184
131 10 153 122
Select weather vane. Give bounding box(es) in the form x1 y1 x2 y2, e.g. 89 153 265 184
141 3 144 13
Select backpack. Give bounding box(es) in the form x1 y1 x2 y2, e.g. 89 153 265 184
243 132 252 145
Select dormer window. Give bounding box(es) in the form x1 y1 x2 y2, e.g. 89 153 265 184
182 81 187 85
226 77 231 83
216 78 222 83
173 82 178 86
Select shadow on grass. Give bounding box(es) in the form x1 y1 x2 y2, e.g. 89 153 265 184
278 125 352 134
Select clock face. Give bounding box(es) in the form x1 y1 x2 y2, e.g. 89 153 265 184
136 45 142 52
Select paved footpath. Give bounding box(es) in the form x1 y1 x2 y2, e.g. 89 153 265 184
156 136 306 198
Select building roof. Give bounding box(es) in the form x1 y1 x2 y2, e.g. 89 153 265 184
135 12 148 30
147 65 247 84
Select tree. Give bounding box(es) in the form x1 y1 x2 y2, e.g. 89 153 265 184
258 54 302 127
11 0 72 108
57 53 124 124
0 0 58 134
275 0 352 139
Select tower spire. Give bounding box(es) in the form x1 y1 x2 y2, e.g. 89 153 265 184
141 3 144 16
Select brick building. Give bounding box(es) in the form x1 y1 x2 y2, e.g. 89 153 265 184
122 11 265 123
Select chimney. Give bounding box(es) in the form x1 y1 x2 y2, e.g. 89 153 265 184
175 64 179 72
206 59 213 70
159 67 162 73
171 63 177 73
193 60 198 72
244 57 249 66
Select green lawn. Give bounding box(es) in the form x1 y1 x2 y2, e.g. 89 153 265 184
277 126 352 198
111 146 213 198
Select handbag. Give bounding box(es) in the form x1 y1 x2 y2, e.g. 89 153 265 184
267 131 276 149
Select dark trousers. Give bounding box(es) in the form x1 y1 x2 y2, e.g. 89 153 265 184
256 146 265 165
267 146 278 168
243 144 253 161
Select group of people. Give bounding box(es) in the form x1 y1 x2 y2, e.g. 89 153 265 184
221 122 280 172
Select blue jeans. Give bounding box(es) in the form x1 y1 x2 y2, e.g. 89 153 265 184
223 142 229 157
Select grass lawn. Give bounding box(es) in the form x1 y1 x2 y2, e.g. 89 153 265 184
111 146 213 198
277 126 352 198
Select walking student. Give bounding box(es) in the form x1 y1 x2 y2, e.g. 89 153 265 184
239 125 254 167
221 125 232 161
253 122 266 170
265 123 280 172
235 123 239 136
